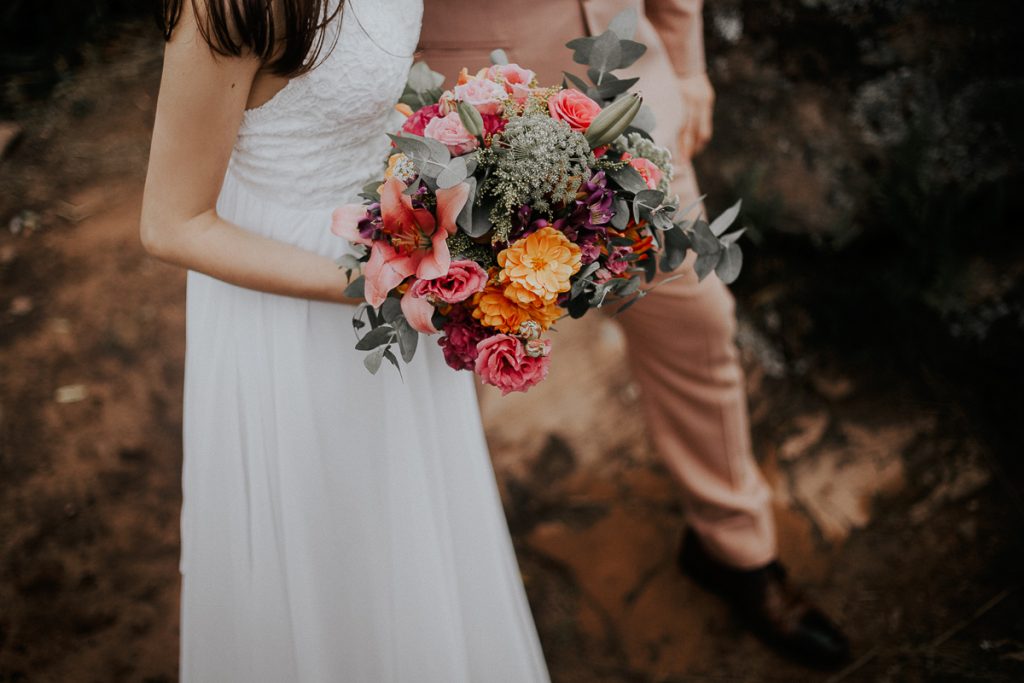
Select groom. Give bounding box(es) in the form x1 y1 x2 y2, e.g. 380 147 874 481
419 0 850 669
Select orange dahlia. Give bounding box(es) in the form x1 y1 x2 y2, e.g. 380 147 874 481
497 227 582 305
472 284 562 334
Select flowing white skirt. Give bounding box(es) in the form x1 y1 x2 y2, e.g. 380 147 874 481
179 170 550 682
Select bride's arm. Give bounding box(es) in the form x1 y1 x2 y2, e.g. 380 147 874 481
140 2 360 305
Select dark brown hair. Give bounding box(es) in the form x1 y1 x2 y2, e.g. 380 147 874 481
160 0 343 76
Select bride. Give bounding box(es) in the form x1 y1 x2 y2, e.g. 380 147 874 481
141 1 550 680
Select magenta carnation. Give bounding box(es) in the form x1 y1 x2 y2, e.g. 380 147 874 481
401 104 442 137
438 307 489 371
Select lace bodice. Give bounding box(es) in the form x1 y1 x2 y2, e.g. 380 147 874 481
228 0 422 210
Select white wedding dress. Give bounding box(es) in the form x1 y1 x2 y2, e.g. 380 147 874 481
178 1 550 680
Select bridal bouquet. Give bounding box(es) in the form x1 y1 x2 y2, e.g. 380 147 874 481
331 12 745 393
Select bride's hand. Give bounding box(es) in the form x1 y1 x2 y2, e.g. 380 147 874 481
677 73 715 160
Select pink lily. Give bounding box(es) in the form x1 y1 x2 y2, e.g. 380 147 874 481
400 286 438 334
331 178 471 307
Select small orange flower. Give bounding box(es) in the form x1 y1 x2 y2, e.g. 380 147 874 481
472 284 562 333
498 227 582 306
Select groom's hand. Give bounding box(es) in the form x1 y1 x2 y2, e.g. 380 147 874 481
677 73 715 160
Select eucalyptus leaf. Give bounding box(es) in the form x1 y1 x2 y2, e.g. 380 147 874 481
335 253 362 272
565 37 595 66
437 156 470 189
715 243 743 284
587 31 622 83
380 298 402 324
360 179 382 202
562 71 591 93
675 193 707 220
490 49 510 65
611 197 630 229
355 325 395 351
642 253 658 282
617 276 642 297
709 199 742 237
388 133 432 162
455 176 478 234
632 188 665 222
568 292 590 318
612 291 644 317
616 40 647 70
406 62 444 93
659 227 690 271
689 219 722 255
394 317 420 363
651 209 675 231
720 227 747 245
596 75 639 100
363 345 387 374
571 262 601 298
344 275 366 299
382 347 402 375
366 304 383 328
466 196 495 238
609 164 649 194
607 8 638 40
694 251 721 282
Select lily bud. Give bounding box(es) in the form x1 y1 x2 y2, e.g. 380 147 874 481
456 100 485 138
584 93 642 148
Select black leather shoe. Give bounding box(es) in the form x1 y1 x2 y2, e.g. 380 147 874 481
678 528 851 669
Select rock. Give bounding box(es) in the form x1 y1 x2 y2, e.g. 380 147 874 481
810 371 855 400
9 296 33 316
0 121 22 159
55 385 88 404
909 453 992 525
790 430 906 542
779 410 829 460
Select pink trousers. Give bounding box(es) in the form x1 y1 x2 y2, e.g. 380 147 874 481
614 160 776 569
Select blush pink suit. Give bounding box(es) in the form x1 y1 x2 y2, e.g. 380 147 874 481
419 0 776 568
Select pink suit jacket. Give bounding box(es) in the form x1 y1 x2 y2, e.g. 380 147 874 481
418 0 705 168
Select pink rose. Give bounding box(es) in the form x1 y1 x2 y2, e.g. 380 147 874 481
401 103 441 137
486 63 536 88
409 259 488 304
424 112 479 155
548 89 603 132
622 152 664 189
474 334 551 394
486 63 537 102
453 77 508 116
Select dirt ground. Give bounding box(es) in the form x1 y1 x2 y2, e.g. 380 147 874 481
2 28 1022 683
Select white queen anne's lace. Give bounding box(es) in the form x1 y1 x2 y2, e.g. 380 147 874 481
229 0 422 210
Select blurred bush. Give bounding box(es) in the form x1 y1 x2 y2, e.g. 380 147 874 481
697 0 1023 458
0 0 150 112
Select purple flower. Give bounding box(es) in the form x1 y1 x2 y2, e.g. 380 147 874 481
606 246 633 275
578 238 602 265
